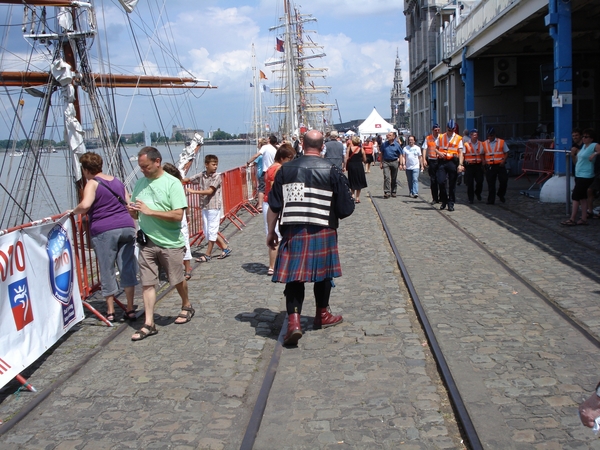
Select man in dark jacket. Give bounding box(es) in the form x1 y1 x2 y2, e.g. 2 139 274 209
266 130 354 346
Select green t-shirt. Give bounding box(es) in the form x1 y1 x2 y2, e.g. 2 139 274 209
131 172 187 248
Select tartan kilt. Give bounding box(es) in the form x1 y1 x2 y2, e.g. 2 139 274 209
272 225 342 283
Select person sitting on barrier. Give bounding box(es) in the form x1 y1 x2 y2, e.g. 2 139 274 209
482 128 509 205
247 135 278 212
266 129 355 346
263 143 296 276
69 152 138 322
579 382 600 430
163 163 193 280
186 155 232 261
562 128 600 226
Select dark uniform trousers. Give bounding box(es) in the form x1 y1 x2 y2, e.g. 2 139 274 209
464 163 484 202
437 159 458 205
427 159 440 203
485 164 508 204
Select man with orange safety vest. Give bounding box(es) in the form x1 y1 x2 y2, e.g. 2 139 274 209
482 127 510 204
435 120 464 211
461 129 485 204
422 124 441 204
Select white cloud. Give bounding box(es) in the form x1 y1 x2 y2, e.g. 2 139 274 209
0 1 410 138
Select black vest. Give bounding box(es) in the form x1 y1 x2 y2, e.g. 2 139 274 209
277 156 341 229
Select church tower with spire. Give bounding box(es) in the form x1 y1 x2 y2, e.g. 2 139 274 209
390 50 409 131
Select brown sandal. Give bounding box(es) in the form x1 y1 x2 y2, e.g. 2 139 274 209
131 324 157 341
175 306 195 324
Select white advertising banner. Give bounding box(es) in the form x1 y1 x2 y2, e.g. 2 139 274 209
0 217 84 390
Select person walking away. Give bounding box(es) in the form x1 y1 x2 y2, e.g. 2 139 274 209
363 137 374 173
435 120 464 211
185 155 232 261
482 128 509 205
69 152 138 322
292 134 303 158
263 144 296 275
380 131 402 198
345 135 368 203
401 135 423 198
162 163 194 280
372 135 379 165
422 124 441 204
323 130 345 170
247 135 278 212
266 130 355 346
462 129 485 204
561 128 600 226
128 146 194 341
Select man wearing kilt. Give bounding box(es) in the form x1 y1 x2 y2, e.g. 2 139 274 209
266 130 355 346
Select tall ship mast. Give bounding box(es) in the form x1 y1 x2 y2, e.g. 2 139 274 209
0 0 215 229
265 0 333 138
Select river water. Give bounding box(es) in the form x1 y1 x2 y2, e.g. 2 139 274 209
0 143 256 227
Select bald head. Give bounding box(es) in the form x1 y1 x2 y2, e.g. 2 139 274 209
302 130 324 155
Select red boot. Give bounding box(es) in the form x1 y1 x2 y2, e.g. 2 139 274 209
314 307 343 329
284 313 302 346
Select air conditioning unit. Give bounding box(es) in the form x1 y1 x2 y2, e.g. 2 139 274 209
575 69 594 98
494 57 517 87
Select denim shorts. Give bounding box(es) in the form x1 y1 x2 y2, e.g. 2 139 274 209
91 227 138 297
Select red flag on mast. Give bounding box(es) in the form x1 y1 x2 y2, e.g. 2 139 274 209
276 38 284 52
259 70 267 80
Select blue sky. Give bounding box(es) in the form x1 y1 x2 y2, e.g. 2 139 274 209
0 0 408 138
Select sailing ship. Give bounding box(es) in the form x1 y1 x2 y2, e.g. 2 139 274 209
0 0 215 230
265 0 333 139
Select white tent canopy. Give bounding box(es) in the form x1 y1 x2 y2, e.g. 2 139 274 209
358 108 397 136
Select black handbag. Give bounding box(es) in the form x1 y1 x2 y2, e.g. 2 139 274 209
136 229 148 246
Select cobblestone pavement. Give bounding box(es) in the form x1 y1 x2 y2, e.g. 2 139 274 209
2 167 600 449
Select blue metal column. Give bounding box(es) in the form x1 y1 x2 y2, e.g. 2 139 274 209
461 47 475 132
545 0 572 174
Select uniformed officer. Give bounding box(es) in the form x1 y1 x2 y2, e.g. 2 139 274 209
422 124 441 204
482 128 509 204
435 120 463 211
461 129 485 204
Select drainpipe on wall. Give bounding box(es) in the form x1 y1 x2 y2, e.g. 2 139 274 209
461 46 475 132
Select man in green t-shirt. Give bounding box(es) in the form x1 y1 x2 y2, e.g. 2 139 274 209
128 147 194 341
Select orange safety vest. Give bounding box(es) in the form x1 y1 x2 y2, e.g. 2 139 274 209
483 139 506 164
438 133 462 159
425 135 437 159
463 140 483 164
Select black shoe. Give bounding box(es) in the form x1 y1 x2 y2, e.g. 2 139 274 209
440 203 447 210
391 193 397 198
499 195 505 203
468 199 474 204
476 194 482 201
448 204 455 211
486 201 494 205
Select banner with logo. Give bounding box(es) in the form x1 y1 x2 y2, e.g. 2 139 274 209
0 217 84 390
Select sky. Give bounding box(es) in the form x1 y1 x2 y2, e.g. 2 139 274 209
0 0 409 139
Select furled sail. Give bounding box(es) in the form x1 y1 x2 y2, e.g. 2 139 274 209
118 0 138 13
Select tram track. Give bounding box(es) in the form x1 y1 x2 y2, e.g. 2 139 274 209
368 189 600 449
3 185 598 448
